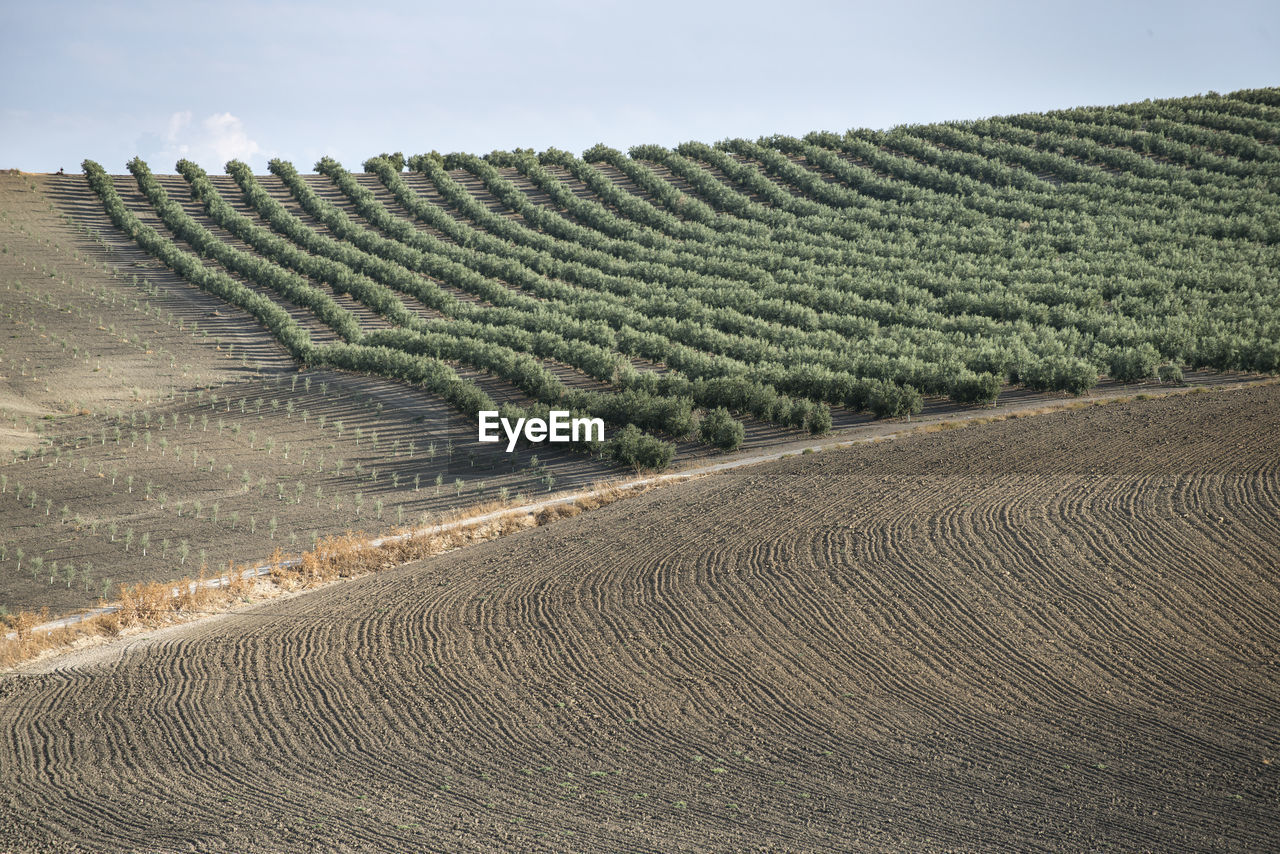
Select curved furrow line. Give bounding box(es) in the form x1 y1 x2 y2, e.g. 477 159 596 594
1042 475 1280 702
32 677 220 842
896 478 1174 711
375 579 558 755
1061 484 1280 710
510 548 706 722
1223 469 1280 548
1100 473 1280 627
223 628 312 784
877 495 1271 770
1 682 116 825
161 641 228 776
526 532 850 743
1090 472 1280 648
270 625 377 764
4 383 1280 851
506 572 624 693
849 543 1080 722
724 528 885 682
289 591 444 747
775 508 1048 731
634 545 854 736
1031 481 1252 694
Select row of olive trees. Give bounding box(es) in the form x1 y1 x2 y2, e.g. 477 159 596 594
125 159 684 465
88 159 676 470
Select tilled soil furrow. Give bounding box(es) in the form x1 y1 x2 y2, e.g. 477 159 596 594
2 385 1279 851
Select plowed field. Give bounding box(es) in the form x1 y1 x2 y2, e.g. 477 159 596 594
2 384 1278 852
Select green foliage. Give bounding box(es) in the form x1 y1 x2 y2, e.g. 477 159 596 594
82 159 317 361
806 402 833 435
699 407 745 451
949 372 1002 405
1020 357 1097 396
1108 344 1161 384
81 89 1280 475
367 151 406 172
867 381 924 418
608 425 676 471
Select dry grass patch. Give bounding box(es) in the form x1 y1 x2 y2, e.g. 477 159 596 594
0 478 658 668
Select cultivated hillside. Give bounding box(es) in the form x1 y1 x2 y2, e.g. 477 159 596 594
83 85 1280 463
1 88 1278 620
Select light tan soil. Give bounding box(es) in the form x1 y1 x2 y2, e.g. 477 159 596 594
0 174 622 618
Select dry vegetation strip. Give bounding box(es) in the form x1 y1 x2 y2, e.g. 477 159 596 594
1 384 1277 852
0 481 650 668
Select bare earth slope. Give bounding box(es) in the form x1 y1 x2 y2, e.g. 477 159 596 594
1 385 1278 852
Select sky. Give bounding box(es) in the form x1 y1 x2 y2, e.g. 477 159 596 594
1 0 1277 173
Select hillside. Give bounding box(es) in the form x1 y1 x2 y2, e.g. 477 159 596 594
1 87 1278 619
82 86 1280 454
1 384 1277 852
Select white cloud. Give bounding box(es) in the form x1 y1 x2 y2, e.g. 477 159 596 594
157 110 261 167
165 110 192 144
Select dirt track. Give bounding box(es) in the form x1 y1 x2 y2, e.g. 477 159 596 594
1 385 1278 851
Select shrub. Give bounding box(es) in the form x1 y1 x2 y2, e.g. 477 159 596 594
1021 356 1097 395
1109 344 1161 383
608 425 675 470
868 381 923 418
699 407 744 451
949 371 1001 405
806 402 833 435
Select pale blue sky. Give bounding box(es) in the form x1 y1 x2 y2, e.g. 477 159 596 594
2 0 1277 173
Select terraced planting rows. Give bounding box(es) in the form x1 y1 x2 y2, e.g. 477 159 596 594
0 87 1274 621
3 86 1278 627
79 88 1280 473
1 384 1276 851
2 85 1279 851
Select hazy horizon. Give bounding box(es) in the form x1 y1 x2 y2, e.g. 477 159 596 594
2 0 1277 173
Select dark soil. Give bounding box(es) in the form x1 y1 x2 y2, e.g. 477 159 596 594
1 384 1277 852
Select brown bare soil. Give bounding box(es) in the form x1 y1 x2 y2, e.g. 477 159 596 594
1 384 1276 852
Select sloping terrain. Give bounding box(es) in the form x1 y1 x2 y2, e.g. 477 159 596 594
1 383 1276 852
4 87 1280 621
0 173 620 618
80 86 1280 465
